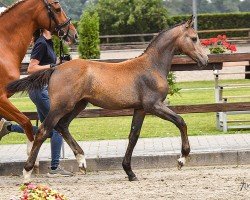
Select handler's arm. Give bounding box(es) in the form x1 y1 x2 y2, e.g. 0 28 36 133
27 59 50 74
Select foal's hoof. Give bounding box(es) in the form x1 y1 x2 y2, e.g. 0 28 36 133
129 176 139 182
177 157 186 170
79 166 87 175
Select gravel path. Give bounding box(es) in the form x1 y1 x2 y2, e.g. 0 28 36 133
1 165 249 200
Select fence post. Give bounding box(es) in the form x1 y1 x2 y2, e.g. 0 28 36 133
245 62 250 79
214 71 222 130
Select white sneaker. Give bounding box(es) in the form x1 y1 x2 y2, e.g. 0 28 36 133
47 166 73 177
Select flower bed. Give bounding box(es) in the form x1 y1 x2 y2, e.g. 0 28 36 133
11 183 68 200
201 35 237 54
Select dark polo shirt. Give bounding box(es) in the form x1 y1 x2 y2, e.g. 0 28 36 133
31 36 57 65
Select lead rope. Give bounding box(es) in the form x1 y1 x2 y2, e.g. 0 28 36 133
59 38 64 64
58 30 64 64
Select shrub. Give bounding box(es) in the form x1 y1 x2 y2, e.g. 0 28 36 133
78 10 100 59
167 72 181 96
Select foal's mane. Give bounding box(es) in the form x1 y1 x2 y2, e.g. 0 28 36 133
0 0 27 18
144 21 186 53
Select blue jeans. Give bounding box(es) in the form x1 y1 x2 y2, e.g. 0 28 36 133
11 86 62 169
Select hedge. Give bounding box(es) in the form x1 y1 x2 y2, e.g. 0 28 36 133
169 12 250 38
72 12 250 40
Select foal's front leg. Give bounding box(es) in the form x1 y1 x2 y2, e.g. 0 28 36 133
59 129 87 174
122 109 146 181
55 100 89 174
149 101 190 169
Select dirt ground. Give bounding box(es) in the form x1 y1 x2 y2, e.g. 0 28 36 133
0 165 249 200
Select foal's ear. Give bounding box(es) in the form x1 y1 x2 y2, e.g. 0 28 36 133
185 15 195 28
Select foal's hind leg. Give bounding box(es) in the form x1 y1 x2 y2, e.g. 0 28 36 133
55 100 88 174
122 109 145 181
23 108 74 183
148 101 190 169
23 101 87 182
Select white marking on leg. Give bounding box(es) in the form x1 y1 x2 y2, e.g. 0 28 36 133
178 157 186 165
35 157 39 167
23 168 33 183
26 140 34 156
76 154 87 169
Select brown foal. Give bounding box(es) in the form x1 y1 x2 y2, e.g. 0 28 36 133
7 17 208 182
0 0 77 143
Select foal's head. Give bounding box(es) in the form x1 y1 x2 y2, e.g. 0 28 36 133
37 0 77 44
175 17 208 68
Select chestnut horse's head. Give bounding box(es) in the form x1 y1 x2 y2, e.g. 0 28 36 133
176 16 208 68
38 0 77 44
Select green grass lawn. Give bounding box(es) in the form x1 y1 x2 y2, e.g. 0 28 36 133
1 79 249 144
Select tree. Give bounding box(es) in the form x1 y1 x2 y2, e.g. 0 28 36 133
1 0 89 20
197 0 217 13
78 9 100 59
179 0 193 14
239 0 250 12
1 0 15 6
211 0 240 13
164 0 243 14
60 0 89 20
164 0 184 15
96 0 169 35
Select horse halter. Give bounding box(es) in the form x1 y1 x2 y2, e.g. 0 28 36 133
43 0 71 39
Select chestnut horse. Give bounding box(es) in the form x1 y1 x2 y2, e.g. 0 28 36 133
7 17 208 182
0 0 77 144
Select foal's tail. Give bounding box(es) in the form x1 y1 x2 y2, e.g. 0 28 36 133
7 68 55 94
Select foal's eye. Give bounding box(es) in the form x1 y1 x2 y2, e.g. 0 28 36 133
191 37 198 42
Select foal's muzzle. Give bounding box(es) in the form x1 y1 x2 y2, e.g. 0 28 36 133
195 53 209 69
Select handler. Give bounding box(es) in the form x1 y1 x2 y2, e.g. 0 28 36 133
0 29 72 177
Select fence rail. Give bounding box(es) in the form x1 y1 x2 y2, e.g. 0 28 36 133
22 102 250 121
100 28 250 45
100 28 250 40
20 53 250 75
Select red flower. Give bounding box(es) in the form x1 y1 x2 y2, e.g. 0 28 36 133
201 39 211 46
222 41 230 48
27 183 36 190
217 34 227 41
217 35 223 40
222 35 227 41
201 34 237 54
229 44 237 52
210 37 218 44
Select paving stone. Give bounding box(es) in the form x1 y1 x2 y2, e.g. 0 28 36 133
0 134 249 164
